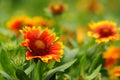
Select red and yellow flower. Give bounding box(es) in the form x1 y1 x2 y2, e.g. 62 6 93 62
7 16 26 36
108 66 120 80
103 46 120 68
76 0 104 14
7 16 52 36
24 16 52 27
88 21 119 43
49 2 66 15
20 26 64 63
110 66 120 77
32 16 52 27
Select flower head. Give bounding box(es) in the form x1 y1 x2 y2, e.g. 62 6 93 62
49 2 66 15
20 26 64 63
76 0 103 14
103 46 120 68
24 16 51 27
109 66 120 78
76 27 88 44
7 16 26 36
88 21 119 43
33 16 51 27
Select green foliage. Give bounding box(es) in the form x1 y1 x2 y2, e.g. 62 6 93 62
86 65 102 80
0 49 15 77
0 70 12 80
15 69 30 80
43 59 76 80
1 0 120 80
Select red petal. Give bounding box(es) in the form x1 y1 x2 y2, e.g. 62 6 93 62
50 42 62 50
40 29 51 41
26 51 36 60
24 30 40 40
45 34 56 44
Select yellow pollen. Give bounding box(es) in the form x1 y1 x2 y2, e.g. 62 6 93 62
54 4 60 10
35 40 45 49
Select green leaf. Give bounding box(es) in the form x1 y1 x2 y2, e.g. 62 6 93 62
78 55 87 78
35 61 47 80
16 69 30 80
95 73 101 80
43 59 77 80
24 63 36 75
47 60 56 69
0 70 12 80
86 65 102 80
88 52 102 74
0 49 14 76
63 47 78 62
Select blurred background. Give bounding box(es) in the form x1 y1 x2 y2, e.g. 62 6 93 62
1 0 120 29
1 0 120 80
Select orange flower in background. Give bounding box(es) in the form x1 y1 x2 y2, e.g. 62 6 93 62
20 26 64 63
24 16 52 27
7 16 26 36
49 2 66 15
103 46 120 68
110 66 120 77
32 16 52 27
109 66 120 79
60 27 75 42
88 0 103 14
88 21 119 43
76 0 103 14
24 17 34 27
7 16 52 36
76 27 88 44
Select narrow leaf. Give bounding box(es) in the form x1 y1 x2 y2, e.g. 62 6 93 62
43 59 77 80
78 55 87 78
24 63 35 75
0 70 12 80
0 49 14 76
88 52 102 74
86 65 102 80
16 69 30 80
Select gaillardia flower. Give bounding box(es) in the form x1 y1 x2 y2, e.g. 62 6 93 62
24 16 52 27
76 0 103 14
20 26 64 63
49 2 66 15
88 21 119 43
109 66 120 79
103 46 120 68
105 66 120 80
7 16 26 36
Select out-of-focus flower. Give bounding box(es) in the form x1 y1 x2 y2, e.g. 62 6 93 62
24 16 52 27
20 26 64 63
76 0 104 14
108 66 120 79
7 15 26 36
24 17 34 27
49 2 66 15
103 46 120 68
76 27 88 44
59 27 75 49
7 16 52 36
88 0 103 14
32 16 52 27
88 21 119 43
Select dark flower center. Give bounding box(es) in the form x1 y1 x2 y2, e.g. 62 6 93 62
34 40 45 49
95 25 115 38
29 39 50 56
